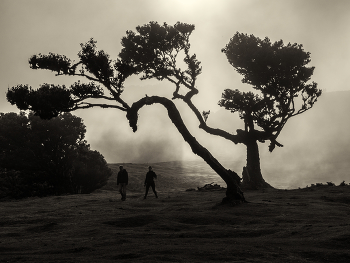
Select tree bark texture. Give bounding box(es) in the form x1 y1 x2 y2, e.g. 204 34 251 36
241 137 272 190
127 96 246 204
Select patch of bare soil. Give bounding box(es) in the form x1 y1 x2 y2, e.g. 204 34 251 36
1 185 350 262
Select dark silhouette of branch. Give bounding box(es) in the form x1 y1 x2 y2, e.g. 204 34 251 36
126 95 243 195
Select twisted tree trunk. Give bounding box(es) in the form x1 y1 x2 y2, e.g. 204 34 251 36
241 137 272 190
127 96 246 204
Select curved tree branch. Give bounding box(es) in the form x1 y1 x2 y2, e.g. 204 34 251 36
185 99 244 144
72 103 128 111
126 95 243 197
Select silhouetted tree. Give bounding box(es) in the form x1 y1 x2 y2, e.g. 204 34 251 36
0 112 36 198
6 21 321 203
0 112 111 198
71 144 112 194
0 112 33 171
220 33 321 189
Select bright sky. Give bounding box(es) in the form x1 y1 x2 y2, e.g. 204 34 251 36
1 0 350 163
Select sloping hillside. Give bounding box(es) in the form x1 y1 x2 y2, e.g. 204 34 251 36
103 162 226 194
2 184 350 263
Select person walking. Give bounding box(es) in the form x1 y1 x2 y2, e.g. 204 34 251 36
117 165 128 201
144 166 158 199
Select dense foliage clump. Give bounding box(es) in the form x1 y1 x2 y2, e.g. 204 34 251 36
0 112 112 198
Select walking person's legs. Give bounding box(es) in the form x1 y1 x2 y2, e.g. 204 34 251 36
123 184 126 200
118 184 123 198
150 181 158 198
144 183 150 199
119 183 126 201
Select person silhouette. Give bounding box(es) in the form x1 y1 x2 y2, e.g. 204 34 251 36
144 166 158 199
117 165 128 201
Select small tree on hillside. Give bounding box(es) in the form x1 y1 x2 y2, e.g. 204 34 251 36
6 22 321 203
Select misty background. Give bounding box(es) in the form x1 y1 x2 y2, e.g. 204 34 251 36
1 0 350 189
84 89 350 189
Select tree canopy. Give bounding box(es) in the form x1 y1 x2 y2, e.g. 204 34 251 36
220 32 321 151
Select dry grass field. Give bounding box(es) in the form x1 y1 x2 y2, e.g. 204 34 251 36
1 164 350 262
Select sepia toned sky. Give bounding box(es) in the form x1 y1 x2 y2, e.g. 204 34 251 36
1 0 350 167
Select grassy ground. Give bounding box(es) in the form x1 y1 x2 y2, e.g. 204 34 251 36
1 183 350 262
